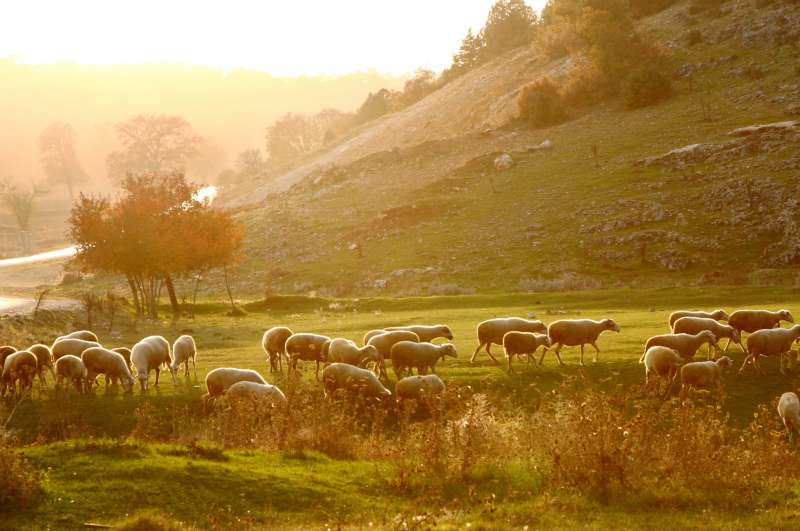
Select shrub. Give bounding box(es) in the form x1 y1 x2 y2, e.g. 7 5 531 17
0 440 42 509
622 65 673 109
538 19 581 59
559 61 612 109
517 78 567 127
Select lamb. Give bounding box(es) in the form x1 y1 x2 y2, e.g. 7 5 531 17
390 341 457 379
262 326 293 373
641 331 717 362
363 329 387 345
81 347 135 393
1 351 38 397
285 333 332 380
0 345 17 370
502 332 551 373
322 363 392 400
27 344 55 385
777 392 800 444
204 368 267 411
395 374 446 404
51 338 101 362
671 317 742 357
112 347 133 372
131 335 174 391
542 319 620 366
640 346 682 396
471 317 547 364
679 356 733 400
326 338 381 368
668 309 729 329
56 330 100 343
225 381 288 408
384 324 454 343
740 325 800 375
170 335 198 380
54 355 88 393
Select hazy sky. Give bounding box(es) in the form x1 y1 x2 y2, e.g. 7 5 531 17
0 0 546 76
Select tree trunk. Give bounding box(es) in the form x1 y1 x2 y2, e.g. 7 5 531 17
223 267 235 310
164 274 180 315
127 275 141 315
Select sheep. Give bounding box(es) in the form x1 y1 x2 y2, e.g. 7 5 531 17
668 309 729 329
51 338 101 362
395 374 445 405
1 351 38 397
225 381 288 408
471 317 547 364
728 309 795 352
262 326 293 373
54 355 88 393
322 363 391 400
367 330 420 380
363 329 387 346
204 367 268 411
641 331 717 362
640 346 683 396
502 332 551 373
112 347 133 372
777 392 800 444
27 344 55 385
740 325 800 375
81 347 135 393
679 356 733 400
326 338 381 368
671 317 742 358
56 330 100 343
542 319 620 366
285 333 331 380
0 345 17 370
390 341 457 379
170 335 198 380
131 335 174 391
384 324 453 343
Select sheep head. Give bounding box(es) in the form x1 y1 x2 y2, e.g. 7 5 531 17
699 330 717 345
440 344 458 358
541 334 553 347
360 345 381 365
780 310 794 323
603 319 621 333
440 325 454 340
716 356 733 369
712 309 730 321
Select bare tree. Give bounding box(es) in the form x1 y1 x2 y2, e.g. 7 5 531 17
38 123 88 199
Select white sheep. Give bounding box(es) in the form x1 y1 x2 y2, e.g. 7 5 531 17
54 330 100 345
502 331 551 373
395 374 445 406
384 324 454 343
390 341 457 379
543 319 620 366
27 344 55 385
1 351 38 396
285 333 332 380
728 309 794 353
668 309 729 329
672 317 741 358
679 356 733 400
321 363 391 400
51 338 101 362
471 317 547 364
225 381 288 408
81 347 135 393
740 324 800 375
54 355 88 393
131 335 174 391
367 330 420 380
170 335 198 380
641 331 717 362
641 346 682 396
262 326 293 373
363 329 387 345
326 338 381 368
204 367 267 411
777 392 800 444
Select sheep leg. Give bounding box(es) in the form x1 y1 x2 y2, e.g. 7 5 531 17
579 345 585 367
507 354 515 373
484 343 499 364
315 360 320 381
538 347 549 365
591 342 600 364
738 354 752 374
553 345 566 367
470 343 486 363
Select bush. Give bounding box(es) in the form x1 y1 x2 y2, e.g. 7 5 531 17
0 441 42 509
538 20 581 59
559 61 612 109
517 78 567 127
622 65 673 109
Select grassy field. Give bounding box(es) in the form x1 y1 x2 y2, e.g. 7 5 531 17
3 286 800 529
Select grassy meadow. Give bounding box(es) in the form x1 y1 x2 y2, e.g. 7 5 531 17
3 286 800 529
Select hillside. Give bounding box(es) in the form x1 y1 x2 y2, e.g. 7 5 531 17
218 0 800 298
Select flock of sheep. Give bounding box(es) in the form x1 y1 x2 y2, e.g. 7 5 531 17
0 308 799 442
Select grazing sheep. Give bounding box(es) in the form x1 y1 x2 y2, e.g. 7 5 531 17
502 332 551 373
395 374 445 404
56 330 100 343
285 333 332 380
668 309 729 329
679 356 733 400
204 368 267 411
384 324 454 343
777 392 800 444
322 363 391 400
672 317 741 357
27 344 55 385
171 335 198 380
326 338 381 368
1 351 38 396
112 347 133 372
0 345 17 370
471 317 547 364
81 347 135 393
51 339 101 362
225 381 287 408
367 330 420 380
641 331 717 362
390 341 457 379
728 309 795 352
363 329 387 345
131 336 174 391
54 355 88 393
740 325 800 375
641 346 682 396
543 319 620 366
262 326 293 373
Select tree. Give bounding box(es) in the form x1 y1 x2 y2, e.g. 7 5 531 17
264 109 353 163
38 123 87 199
479 0 539 61
0 180 43 253
400 69 439 107
106 114 202 184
